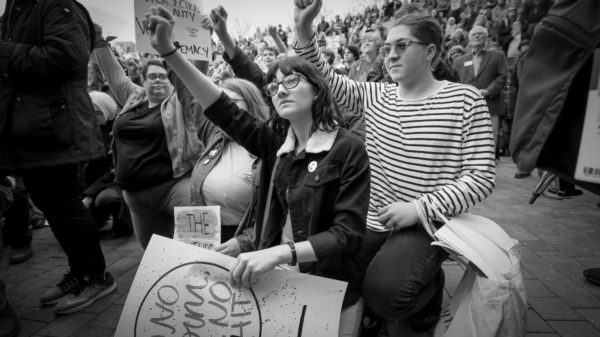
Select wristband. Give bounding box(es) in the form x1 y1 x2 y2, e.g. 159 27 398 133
287 241 297 267
160 42 180 58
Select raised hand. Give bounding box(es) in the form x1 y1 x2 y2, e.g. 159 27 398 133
293 0 322 29
141 6 176 55
209 6 229 39
199 14 213 31
268 25 277 37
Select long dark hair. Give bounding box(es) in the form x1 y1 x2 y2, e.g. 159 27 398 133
265 57 343 137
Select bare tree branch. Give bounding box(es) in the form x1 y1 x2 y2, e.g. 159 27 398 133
351 0 386 12
230 16 252 39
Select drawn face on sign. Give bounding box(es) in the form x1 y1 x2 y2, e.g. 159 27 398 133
135 262 262 337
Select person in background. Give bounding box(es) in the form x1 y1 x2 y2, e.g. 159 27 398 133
446 28 468 51
454 25 508 159
356 32 385 82
499 6 519 54
343 45 361 79
492 0 509 25
445 16 457 39
277 24 288 45
144 7 371 335
521 0 554 39
448 45 466 64
317 15 331 36
0 0 114 314
91 25 206 250
293 1 495 335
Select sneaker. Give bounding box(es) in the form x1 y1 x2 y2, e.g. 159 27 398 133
9 244 34 264
40 272 83 305
0 302 21 337
54 271 116 314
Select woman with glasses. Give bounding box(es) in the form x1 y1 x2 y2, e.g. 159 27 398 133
142 6 371 330
293 1 495 335
92 29 206 250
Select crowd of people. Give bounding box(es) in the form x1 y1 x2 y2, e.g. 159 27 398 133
0 0 582 336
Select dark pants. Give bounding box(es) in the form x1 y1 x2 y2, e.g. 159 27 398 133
2 180 32 249
0 180 13 311
91 188 132 234
0 218 6 312
361 222 448 323
20 164 105 277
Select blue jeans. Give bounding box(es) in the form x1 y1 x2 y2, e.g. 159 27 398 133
123 172 191 249
361 222 448 323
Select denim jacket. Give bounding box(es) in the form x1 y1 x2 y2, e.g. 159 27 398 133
205 92 371 307
190 128 262 253
91 40 204 179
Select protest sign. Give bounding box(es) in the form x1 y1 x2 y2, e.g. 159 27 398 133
87 5 129 38
451 0 461 10
116 235 347 337
327 35 341 49
287 32 296 46
134 0 211 60
174 206 221 250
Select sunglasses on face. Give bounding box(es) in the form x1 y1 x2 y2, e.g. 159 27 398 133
146 73 168 82
380 39 429 58
263 73 309 97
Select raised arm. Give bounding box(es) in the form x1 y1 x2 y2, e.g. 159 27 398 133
293 0 370 118
208 7 269 89
90 25 141 107
143 6 279 158
268 25 288 54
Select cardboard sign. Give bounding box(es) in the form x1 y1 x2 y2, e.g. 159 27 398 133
115 235 347 337
134 0 211 60
451 0 461 10
575 48 600 184
287 32 296 46
326 35 341 49
87 5 129 39
174 206 221 250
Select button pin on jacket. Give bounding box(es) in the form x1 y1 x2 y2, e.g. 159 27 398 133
209 149 218 157
203 158 210 165
308 161 317 172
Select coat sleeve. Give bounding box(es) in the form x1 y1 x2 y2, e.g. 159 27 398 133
307 137 370 271
0 1 91 80
485 52 508 97
222 45 269 90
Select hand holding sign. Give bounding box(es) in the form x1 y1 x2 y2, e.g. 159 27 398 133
141 6 176 55
230 245 291 289
215 238 242 258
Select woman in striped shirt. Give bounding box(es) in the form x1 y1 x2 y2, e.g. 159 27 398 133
293 0 496 335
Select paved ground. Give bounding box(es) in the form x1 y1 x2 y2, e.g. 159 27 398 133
2 159 600 337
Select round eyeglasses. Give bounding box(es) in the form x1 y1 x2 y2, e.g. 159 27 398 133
379 39 429 59
263 73 309 97
146 73 169 82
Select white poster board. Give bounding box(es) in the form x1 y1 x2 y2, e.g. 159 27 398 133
174 206 221 250
575 48 600 184
134 0 211 60
86 5 129 38
115 235 347 337
326 35 340 49
287 32 296 46
451 0 461 10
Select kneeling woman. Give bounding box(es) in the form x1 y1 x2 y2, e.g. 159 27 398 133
144 7 370 309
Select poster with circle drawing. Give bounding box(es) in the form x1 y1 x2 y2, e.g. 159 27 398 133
115 235 347 337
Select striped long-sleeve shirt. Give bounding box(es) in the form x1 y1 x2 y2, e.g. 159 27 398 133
294 35 496 232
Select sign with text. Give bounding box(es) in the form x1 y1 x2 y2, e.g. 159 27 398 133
134 0 211 60
174 206 221 250
115 235 347 337
575 48 600 184
326 35 341 49
87 5 129 39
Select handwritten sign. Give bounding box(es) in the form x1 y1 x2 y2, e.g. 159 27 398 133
451 0 461 10
115 235 347 337
287 32 296 46
87 5 129 38
326 36 341 49
134 0 211 60
174 206 220 250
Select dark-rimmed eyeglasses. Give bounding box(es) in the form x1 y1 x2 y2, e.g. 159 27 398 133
263 73 309 97
380 39 429 58
146 73 168 82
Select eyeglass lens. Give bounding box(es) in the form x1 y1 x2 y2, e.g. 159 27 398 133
266 74 300 96
147 74 167 81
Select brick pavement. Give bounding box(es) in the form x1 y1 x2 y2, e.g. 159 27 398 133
1 160 600 337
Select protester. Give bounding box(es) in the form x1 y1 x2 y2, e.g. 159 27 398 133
91 25 206 250
454 25 508 159
142 6 371 334
292 2 495 336
521 0 553 39
0 0 115 314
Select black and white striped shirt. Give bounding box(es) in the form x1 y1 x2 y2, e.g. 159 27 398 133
295 36 496 232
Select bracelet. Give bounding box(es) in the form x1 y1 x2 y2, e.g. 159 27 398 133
287 241 297 267
160 41 180 58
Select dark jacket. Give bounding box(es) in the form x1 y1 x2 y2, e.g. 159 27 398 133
454 50 508 116
0 0 104 171
522 0 554 27
205 92 370 307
